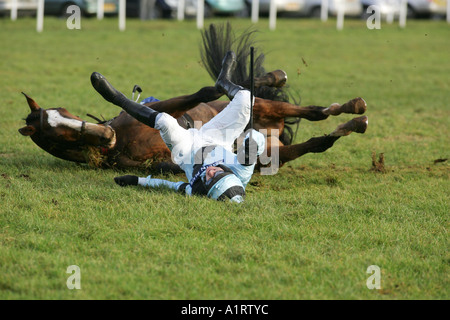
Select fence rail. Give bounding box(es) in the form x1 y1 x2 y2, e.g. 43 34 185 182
4 0 450 32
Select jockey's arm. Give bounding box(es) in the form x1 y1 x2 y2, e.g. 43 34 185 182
114 175 190 195
236 129 265 165
138 176 189 194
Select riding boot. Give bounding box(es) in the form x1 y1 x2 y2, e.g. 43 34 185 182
91 72 160 128
215 51 244 100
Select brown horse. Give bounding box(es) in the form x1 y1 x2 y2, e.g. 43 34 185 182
19 81 367 173
18 23 368 174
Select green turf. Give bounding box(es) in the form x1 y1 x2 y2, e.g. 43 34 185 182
0 16 449 300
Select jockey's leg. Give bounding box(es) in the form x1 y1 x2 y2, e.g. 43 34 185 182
91 72 160 128
215 51 244 100
196 51 253 147
154 113 193 153
200 90 252 146
91 72 193 164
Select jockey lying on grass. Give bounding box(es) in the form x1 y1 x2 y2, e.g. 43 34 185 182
90 51 264 203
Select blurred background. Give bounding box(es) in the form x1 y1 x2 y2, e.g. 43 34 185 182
0 0 448 20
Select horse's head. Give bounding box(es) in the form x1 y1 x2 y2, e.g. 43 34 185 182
19 93 116 163
19 93 83 143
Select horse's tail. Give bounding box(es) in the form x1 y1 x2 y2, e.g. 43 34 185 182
200 22 300 145
200 22 291 104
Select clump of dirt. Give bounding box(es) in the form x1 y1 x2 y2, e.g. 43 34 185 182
371 152 386 173
325 176 339 186
18 174 31 181
433 158 447 164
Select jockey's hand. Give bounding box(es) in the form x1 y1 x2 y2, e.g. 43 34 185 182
237 136 258 166
247 130 265 156
237 130 265 166
114 175 138 187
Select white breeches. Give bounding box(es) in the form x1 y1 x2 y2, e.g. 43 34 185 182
154 90 253 166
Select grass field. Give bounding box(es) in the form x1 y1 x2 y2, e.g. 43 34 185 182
0 16 449 300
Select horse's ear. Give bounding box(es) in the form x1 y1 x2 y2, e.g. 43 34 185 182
21 92 41 111
18 125 36 136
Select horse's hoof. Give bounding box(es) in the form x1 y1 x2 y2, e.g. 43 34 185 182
352 115 368 134
343 97 367 114
269 70 288 87
331 116 368 136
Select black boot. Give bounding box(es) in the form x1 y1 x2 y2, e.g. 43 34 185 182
114 175 138 187
91 72 160 128
215 51 244 100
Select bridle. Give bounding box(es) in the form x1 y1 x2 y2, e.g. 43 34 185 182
27 107 111 162
37 108 87 141
39 108 44 138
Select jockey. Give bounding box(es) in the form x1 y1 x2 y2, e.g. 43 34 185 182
91 51 264 203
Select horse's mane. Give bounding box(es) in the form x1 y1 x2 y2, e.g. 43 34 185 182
200 22 300 145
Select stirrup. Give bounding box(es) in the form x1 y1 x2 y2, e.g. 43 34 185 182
131 85 142 102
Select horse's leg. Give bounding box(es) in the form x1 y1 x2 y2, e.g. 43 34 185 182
254 97 367 123
240 70 288 88
152 162 184 174
145 70 287 118
322 98 367 116
112 152 181 173
113 153 148 168
122 68 287 119
276 116 368 165
145 86 223 118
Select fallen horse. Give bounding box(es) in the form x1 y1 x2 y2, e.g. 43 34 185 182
18 24 368 174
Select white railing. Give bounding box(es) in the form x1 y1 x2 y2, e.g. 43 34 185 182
9 0 450 33
36 0 44 32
